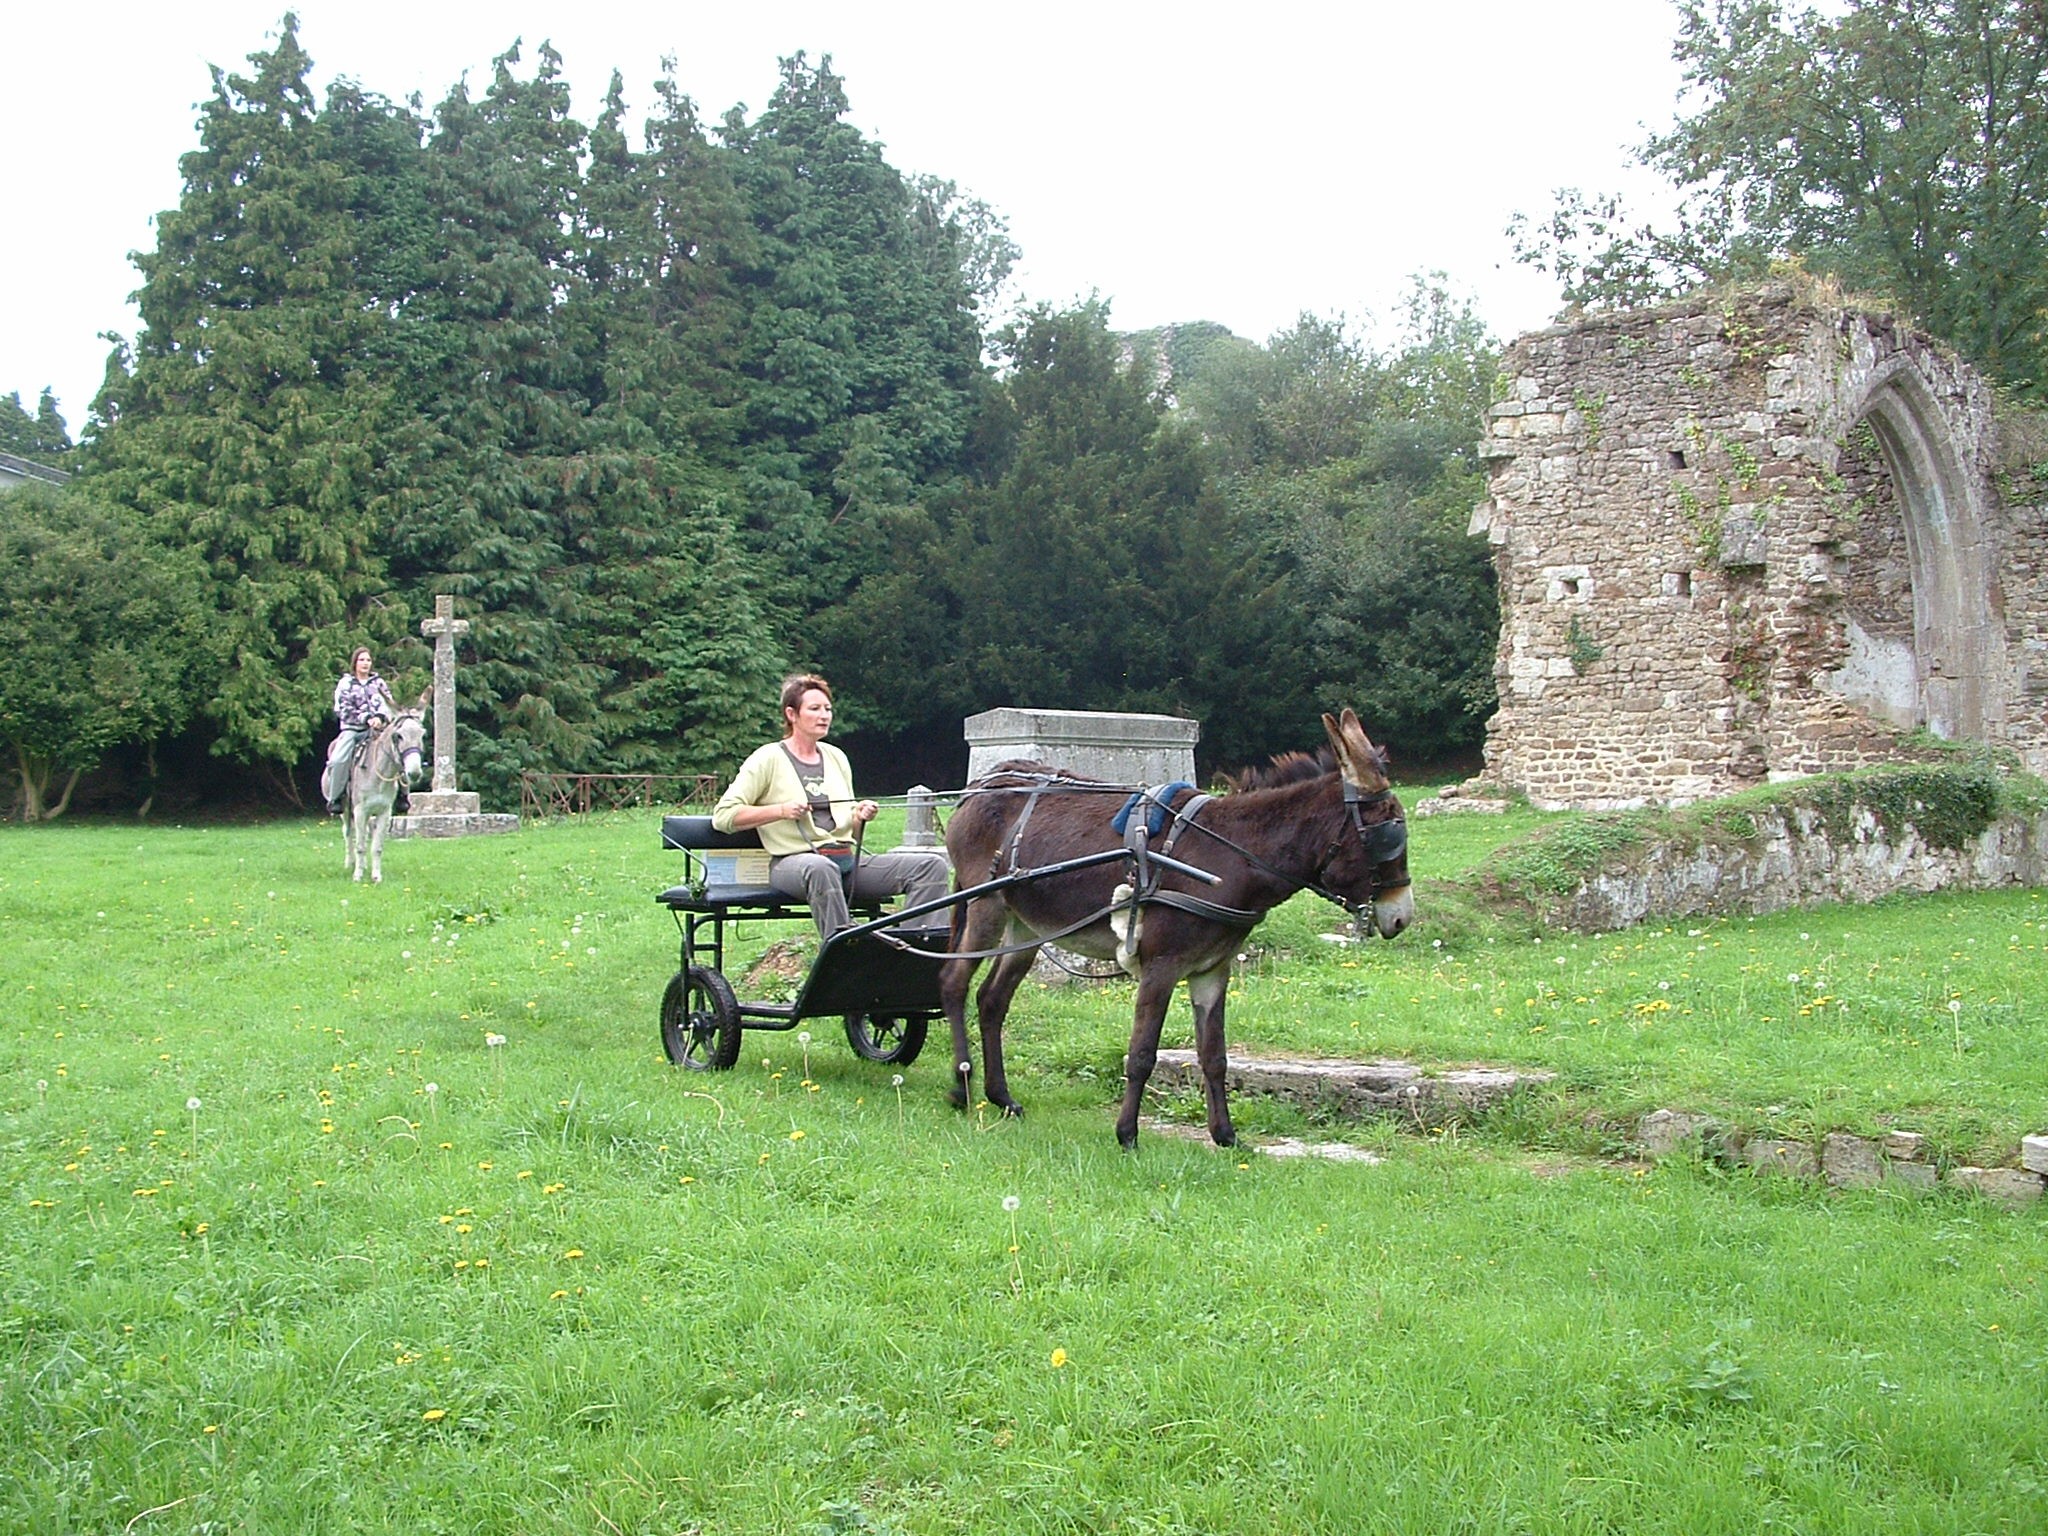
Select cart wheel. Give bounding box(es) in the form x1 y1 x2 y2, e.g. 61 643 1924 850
843 1012 928 1067
661 967 742 1071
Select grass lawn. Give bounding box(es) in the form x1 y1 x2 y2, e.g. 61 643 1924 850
2 806 2043 1534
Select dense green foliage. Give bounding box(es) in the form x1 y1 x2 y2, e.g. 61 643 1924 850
0 484 216 820
20 19 1504 815
3 813 2044 1531
1172 283 1501 765
0 388 72 461
1512 0 2048 395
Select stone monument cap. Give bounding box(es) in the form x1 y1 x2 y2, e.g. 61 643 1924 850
964 707 1198 785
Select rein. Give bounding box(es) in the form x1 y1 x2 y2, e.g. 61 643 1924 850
357 716 421 793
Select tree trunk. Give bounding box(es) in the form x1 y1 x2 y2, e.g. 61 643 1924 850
17 745 47 822
14 749 80 822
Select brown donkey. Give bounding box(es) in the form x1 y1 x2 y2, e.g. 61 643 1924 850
938 710 1412 1148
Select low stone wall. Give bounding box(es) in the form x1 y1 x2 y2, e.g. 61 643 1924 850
1550 802 2048 931
1642 1112 2046 1207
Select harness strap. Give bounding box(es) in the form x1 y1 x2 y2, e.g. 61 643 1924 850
1142 888 1261 926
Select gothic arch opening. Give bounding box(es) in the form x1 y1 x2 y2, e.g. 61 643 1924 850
1824 361 2008 740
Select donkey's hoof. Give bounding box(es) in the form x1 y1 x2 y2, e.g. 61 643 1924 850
996 1100 1024 1120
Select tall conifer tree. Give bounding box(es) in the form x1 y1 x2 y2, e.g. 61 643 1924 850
90 17 398 780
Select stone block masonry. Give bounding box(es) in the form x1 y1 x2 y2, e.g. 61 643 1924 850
1470 282 2048 809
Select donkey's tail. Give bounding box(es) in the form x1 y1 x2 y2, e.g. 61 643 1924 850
948 875 971 957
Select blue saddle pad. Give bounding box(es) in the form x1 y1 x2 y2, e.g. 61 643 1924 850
1110 782 1198 839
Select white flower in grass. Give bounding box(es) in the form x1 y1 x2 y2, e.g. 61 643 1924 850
187 1097 202 1112
424 1082 439 1096
1002 1195 1021 1213
891 1075 904 1088
485 1033 507 1049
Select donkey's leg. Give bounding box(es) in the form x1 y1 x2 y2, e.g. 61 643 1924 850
370 810 388 883
1113 969 1182 1148
349 803 366 882
1187 961 1236 1148
971 939 1040 1118
939 896 1004 1108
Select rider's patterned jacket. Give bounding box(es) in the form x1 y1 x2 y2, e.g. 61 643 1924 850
333 671 394 731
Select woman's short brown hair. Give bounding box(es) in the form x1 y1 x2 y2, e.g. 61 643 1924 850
780 673 833 717
349 646 373 671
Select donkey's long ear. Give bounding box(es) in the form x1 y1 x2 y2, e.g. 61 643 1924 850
1328 709 1389 791
416 688 431 709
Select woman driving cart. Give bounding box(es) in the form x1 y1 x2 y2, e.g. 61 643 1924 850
712 674 950 940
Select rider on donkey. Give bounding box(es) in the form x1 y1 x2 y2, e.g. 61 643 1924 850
322 646 399 815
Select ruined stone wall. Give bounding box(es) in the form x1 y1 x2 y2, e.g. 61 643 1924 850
1470 283 2048 808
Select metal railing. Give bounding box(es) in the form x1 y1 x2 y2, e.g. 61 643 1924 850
519 772 720 820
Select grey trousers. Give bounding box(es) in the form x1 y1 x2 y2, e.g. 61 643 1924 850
321 729 367 804
769 848 953 939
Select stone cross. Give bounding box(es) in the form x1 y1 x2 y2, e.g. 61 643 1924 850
419 595 471 795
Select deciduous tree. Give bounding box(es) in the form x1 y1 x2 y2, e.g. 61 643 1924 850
0 485 216 820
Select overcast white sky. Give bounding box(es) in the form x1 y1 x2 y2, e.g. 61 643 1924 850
5 1 1690 436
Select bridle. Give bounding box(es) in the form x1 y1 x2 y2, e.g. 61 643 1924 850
1319 782 1411 927
1174 776 1410 930
362 714 423 789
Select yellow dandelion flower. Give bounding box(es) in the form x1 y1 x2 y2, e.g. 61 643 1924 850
477 1161 493 1171
421 1408 446 1423
563 1248 584 1259
516 1170 533 1180
455 1224 472 1235
789 1129 806 1142
203 1425 218 1435
549 1289 568 1300
1050 1348 1068 1369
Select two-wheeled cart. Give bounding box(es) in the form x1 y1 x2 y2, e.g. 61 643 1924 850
655 815 946 1070
653 811 1226 1073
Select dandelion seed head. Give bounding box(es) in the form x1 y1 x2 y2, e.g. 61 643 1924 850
1002 1195 1020 1212
187 1097 202 1112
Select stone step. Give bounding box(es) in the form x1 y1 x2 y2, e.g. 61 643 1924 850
1150 1049 1553 1127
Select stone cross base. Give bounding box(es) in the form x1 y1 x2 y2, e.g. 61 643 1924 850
408 790 481 816
388 810 521 840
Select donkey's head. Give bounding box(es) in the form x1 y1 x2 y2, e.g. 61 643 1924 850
1317 709 1412 938
390 710 427 785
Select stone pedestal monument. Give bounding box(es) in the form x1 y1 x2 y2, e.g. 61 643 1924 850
964 707 1198 786
389 595 520 839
